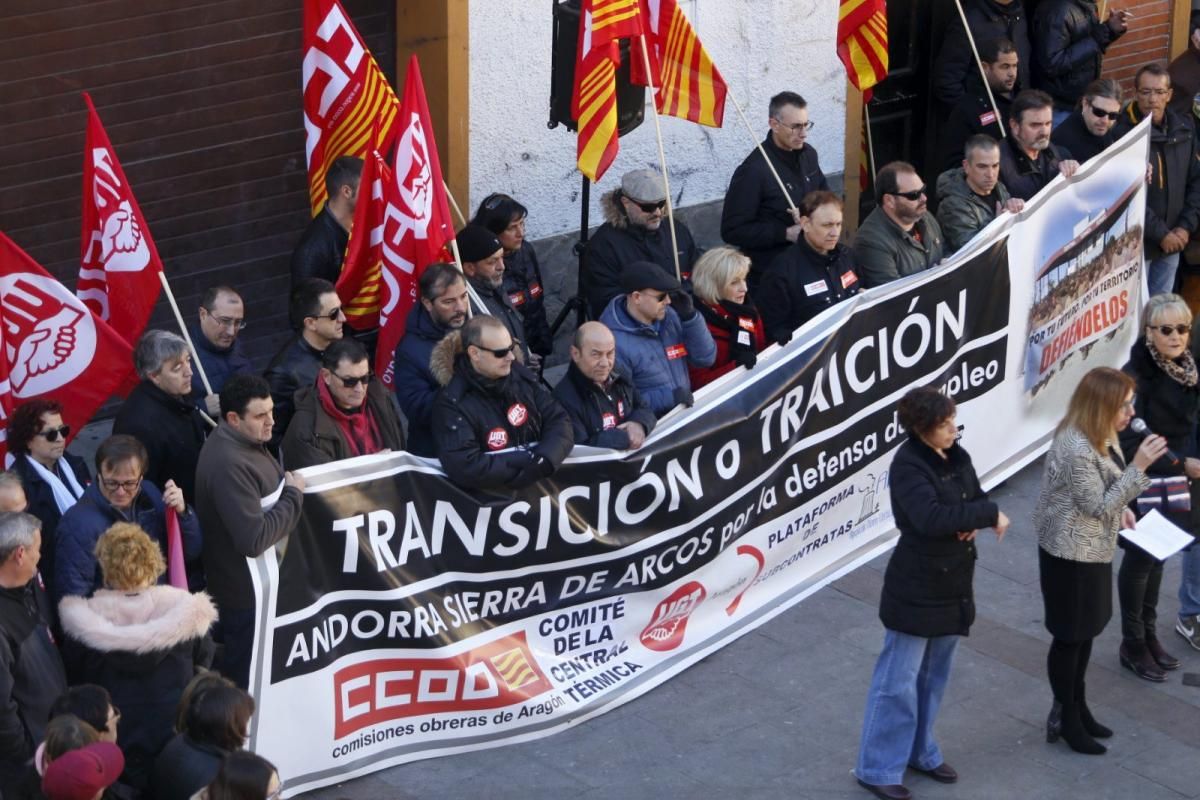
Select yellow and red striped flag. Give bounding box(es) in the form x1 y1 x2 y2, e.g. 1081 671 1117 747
571 0 644 181
837 0 889 99
636 0 727 127
302 0 400 215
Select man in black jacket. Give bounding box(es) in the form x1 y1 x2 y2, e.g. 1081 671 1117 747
937 37 1020 172
0 512 68 787
1115 63 1200 295
431 317 573 493
1050 78 1120 163
264 278 346 450
933 0 1031 108
394 263 470 457
1033 0 1129 119
289 156 361 287
721 91 828 287
584 169 699 317
999 90 1080 200
113 329 208 503
456 224 534 366
553 322 655 450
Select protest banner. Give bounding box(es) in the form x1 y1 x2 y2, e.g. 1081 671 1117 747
247 120 1150 796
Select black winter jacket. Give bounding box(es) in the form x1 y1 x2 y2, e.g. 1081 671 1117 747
999 135 1070 201
147 734 229 800
11 453 89 601
758 237 860 343
503 244 552 357
289 203 348 286
583 190 699 317
1032 0 1124 109
430 335 573 493
937 79 1013 172
552 362 656 449
933 0 1032 106
393 303 453 457
881 438 998 638
469 276 530 362
1050 109 1115 164
59 586 216 791
263 335 324 450
721 135 828 278
0 576 66 785
1115 104 1200 258
112 380 208 503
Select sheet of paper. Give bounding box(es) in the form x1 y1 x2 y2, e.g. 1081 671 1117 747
1119 508 1195 560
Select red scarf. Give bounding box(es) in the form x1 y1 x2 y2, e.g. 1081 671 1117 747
316 378 383 457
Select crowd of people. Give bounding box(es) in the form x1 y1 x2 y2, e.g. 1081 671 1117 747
3 2 1200 799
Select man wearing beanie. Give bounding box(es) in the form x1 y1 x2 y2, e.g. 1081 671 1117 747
599 261 715 417
583 168 699 317
456 224 536 367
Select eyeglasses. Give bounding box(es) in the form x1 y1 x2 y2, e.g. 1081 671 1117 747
471 341 518 358
1149 323 1191 336
332 372 372 388
642 291 670 303
1122 397 1137 411
632 199 666 213
100 476 143 493
1086 104 1120 120
888 186 927 201
203 309 247 331
309 307 343 322
36 425 70 442
773 118 815 132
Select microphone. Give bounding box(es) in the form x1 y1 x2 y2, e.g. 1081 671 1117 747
1130 418 1180 465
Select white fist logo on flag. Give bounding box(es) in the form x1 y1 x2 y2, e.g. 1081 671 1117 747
85 148 150 273
2 275 97 396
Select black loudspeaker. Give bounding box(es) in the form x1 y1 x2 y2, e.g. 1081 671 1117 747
548 0 645 137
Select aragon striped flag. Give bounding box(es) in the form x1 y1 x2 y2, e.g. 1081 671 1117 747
636 0 727 128
571 0 644 182
302 0 400 215
837 0 889 99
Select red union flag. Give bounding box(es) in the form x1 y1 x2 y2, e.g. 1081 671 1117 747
302 0 400 215
336 144 391 330
77 93 163 346
375 55 455 387
0 233 136 460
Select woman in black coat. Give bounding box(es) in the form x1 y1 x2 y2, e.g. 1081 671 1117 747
854 387 1008 800
1116 294 1198 680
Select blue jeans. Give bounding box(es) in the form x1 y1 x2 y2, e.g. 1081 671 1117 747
855 629 959 786
1181 543 1200 618
1147 251 1181 296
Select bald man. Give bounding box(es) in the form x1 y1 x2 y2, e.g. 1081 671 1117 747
552 322 657 449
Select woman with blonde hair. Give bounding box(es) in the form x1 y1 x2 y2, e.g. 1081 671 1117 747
687 245 767 389
59 523 216 791
1034 367 1167 754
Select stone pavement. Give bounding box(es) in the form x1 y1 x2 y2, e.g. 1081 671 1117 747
294 459 1200 800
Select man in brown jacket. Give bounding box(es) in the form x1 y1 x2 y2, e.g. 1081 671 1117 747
195 374 304 689
280 338 405 470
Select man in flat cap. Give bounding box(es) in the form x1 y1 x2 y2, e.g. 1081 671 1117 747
457 223 535 366
598 261 715 417
583 168 699 318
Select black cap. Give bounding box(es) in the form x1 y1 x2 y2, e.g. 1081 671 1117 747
456 224 503 263
620 261 681 294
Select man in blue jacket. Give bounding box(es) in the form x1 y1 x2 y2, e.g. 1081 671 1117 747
600 261 716 417
393 263 470 457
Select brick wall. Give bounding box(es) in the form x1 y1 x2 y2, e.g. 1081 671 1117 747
1101 0 1175 93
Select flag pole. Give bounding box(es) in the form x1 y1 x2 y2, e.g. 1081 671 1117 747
156 272 217 428
439 183 489 317
443 180 469 228
952 0 1006 138
636 35 682 281
864 105 878 180
728 93 800 215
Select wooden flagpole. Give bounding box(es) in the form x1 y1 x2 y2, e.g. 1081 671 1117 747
728 93 800 216
953 0 1006 138
440 182 489 317
157 272 217 428
636 35 682 281
864 106 878 180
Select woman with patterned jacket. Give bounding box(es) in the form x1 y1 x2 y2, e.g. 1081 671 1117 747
1033 367 1166 755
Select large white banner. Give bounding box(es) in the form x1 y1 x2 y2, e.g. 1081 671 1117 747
247 121 1150 796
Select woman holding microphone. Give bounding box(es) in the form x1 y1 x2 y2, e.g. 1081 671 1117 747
1034 367 1167 755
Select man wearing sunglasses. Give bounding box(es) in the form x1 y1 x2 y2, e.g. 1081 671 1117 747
1051 79 1120 164
854 162 945 288
190 286 253 416
430 316 573 492
584 168 699 317
721 91 829 288
998 90 1080 202
1114 63 1200 296
264 278 346 452
280 339 404 470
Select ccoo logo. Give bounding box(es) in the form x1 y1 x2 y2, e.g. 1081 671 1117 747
1 274 97 396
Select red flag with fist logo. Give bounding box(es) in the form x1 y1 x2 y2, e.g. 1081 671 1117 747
0 232 136 459
77 93 164 346
374 55 455 387
336 141 392 331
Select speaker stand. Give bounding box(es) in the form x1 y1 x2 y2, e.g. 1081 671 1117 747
550 174 592 337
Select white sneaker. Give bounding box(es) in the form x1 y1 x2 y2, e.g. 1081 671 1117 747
1176 614 1200 651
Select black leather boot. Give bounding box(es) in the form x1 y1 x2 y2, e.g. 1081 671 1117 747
1146 635 1181 671
1057 703 1107 755
1076 684 1112 739
1119 640 1167 682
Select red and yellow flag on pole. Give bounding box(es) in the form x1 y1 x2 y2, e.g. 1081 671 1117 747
336 141 391 330
635 0 727 128
302 0 400 215
837 0 889 99
571 0 644 182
